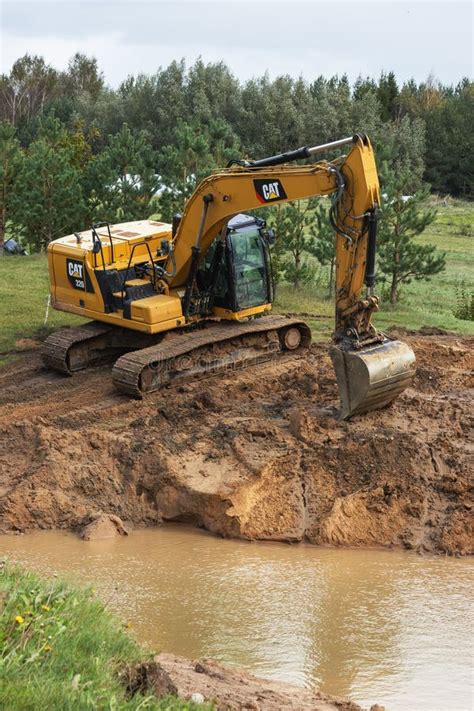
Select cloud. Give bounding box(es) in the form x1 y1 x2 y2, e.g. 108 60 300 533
1 1 472 85
0 30 372 85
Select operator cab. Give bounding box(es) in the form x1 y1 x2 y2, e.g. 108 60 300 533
197 213 275 315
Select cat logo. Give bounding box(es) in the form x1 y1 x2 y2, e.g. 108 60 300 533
66 258 93 292
68 261 83 279
254 178 288 204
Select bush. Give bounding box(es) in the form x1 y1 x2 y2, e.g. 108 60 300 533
453 281 474 321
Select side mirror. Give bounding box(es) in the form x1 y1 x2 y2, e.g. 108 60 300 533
92 239 102 254
157 239 170 257
263 228 276 245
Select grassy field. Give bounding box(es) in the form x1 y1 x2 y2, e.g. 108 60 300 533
0 200 472 359
275 198 474 340
0 563 206 710
0 255 84 359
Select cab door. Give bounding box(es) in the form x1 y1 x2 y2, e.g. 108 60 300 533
228 227 270 310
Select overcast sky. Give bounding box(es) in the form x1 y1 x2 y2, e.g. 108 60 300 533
1 0 472 86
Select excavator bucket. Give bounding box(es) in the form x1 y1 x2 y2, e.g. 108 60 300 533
330 337 416 420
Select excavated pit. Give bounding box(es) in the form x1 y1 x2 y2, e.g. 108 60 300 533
0 329 472 555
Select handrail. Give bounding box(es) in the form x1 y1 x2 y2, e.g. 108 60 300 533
92 222 115 264
91 226 107 272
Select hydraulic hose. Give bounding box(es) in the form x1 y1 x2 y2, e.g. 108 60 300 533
364 208 378 289
182 193 214 317
230 136 358 170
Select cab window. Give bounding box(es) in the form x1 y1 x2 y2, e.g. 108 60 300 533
229 228 267 309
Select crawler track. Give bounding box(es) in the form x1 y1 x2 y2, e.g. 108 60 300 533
112 316 311 397
40 316 311 397
40 322 115 374
40 322 158 375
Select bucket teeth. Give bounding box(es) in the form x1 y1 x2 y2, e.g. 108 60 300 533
330 338 416 420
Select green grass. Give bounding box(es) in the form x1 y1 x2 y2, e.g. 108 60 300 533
0 200 472 358
275 198 474 340
0 255 84 358
0 563 207 711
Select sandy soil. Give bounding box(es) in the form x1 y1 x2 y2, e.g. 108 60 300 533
143 653 370 710
0 329 472 555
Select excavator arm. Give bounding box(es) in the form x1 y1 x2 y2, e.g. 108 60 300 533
167 134 415 417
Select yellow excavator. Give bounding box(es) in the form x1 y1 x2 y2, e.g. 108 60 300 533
42 134 415 418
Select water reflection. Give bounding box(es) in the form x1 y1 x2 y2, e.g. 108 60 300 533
1 526 472 711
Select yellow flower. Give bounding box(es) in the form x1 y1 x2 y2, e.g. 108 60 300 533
15 615 24 625
41 604 50 612
44 645 52 652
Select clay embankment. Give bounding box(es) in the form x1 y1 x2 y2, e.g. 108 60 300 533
0 330 472 555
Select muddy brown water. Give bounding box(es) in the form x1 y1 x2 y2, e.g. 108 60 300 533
1 526 473 711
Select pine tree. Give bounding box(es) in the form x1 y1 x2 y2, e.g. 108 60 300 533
375 115 427 192
268 199 317 288
378 168 444 304
11 118 85 251
88 124 160 222
424 79 474 197
309 201 335 296
0 122 23 255
157 119 240 222
267 205 289 285
353 76 378 101
377 71 400 121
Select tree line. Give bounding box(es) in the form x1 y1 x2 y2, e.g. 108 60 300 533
1 52 469 300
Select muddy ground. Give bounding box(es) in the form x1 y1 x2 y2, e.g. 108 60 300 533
0 329 472 555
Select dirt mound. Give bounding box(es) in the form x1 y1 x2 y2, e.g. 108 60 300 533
153 653 368 710
0 331 472 555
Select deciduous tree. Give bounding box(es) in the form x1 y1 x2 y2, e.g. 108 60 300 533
0 55 58 127
62 53 104 100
